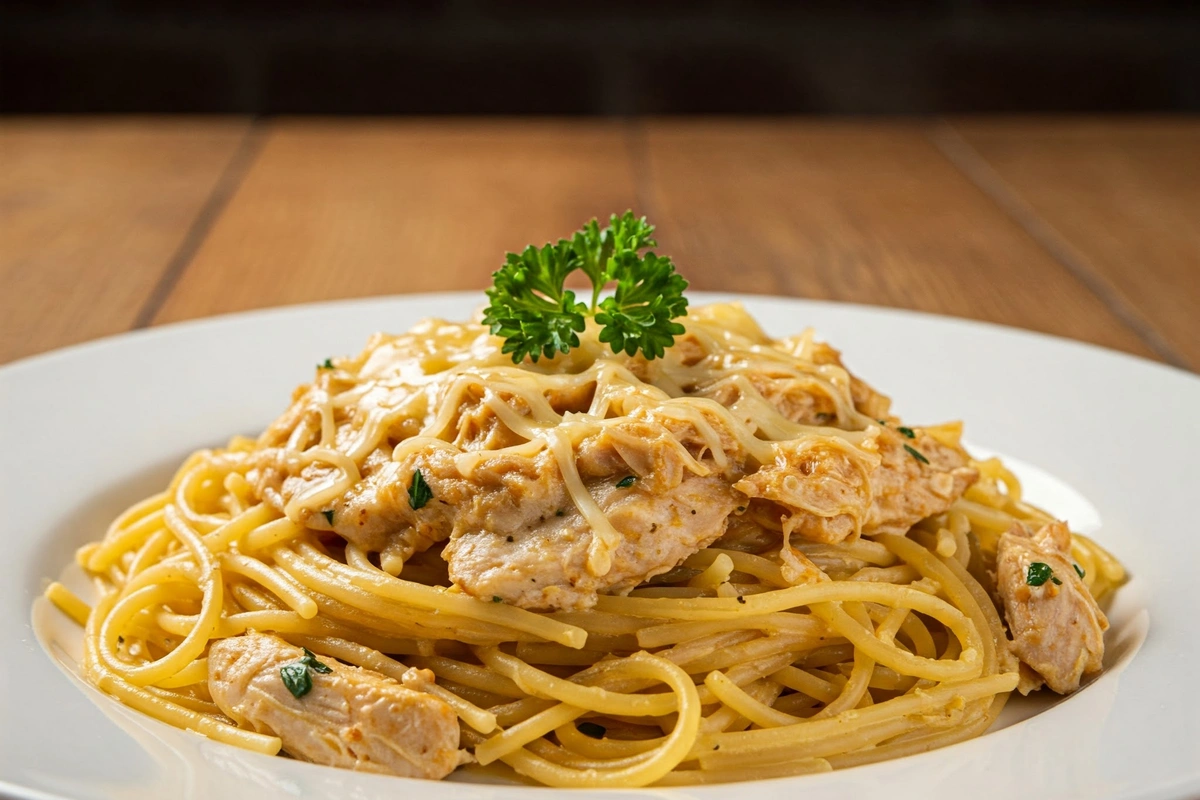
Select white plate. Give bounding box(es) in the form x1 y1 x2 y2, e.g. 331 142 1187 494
2 292 1198 800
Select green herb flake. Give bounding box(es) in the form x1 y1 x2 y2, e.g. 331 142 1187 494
1074 563 1086 579
577 722 607 739
616 475 637 489
482 211 688 363
1026 562 1055 587
555 508 565 517
321 509 334 525
1051 576 1063 585
492 596 503 603
408 469 433 510
318 358 334 370
280 661 313 699
301 648 333 674
280 648 334 699
903 444 930 465
897 426 916 439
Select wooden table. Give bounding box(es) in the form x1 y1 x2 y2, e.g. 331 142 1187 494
3 117 1197 371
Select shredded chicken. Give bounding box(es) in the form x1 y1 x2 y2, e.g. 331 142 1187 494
996 521 1108 694
246 309 979 611
865 429 979 534
445 469 737 609
207 633 463 778
690 342 892 428
733 435 876 544
734 428 977 544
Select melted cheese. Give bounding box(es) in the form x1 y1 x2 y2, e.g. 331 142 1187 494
266 302 889 567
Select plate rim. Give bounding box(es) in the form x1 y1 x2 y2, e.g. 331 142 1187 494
3 289 1196 383
3 291 1198 800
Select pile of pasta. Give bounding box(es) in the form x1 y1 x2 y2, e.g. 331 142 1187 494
48 448 1123 787
46 304 1126 788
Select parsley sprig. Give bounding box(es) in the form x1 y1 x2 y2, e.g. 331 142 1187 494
483 212 689 363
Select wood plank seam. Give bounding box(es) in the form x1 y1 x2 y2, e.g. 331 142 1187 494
625 119 659 222
132 121 265 329
928 121 1190 370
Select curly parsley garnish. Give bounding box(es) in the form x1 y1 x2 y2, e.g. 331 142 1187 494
280 647 333 699
408 469 433 510
482 211 689 363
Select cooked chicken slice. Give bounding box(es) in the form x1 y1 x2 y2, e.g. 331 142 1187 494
445 470 738 610
735 428 977 544
996 521 1108 694
864 429 978 534
251 368 601 565
208 633 463 778
733 435 876 544
251 445 457 562
443 416 740 610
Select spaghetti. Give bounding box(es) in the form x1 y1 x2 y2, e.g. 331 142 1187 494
47 301 1125 787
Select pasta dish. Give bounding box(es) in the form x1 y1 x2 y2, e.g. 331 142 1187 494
45 214 1125 787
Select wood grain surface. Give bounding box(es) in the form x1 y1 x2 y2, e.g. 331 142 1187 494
0 118 251 363
639 120 1157 360
2 116 1196 370
152 120 638 323
951 118 1199 370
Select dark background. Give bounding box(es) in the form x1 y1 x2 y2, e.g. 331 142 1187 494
3 1 1199 115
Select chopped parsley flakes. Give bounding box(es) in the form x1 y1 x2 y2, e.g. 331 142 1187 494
903 444 929 465
1026 562 1058 587
408 469 433 510
616 475 637 488
280 648 333 699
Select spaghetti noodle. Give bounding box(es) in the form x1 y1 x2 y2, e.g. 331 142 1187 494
47 300 1125 787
